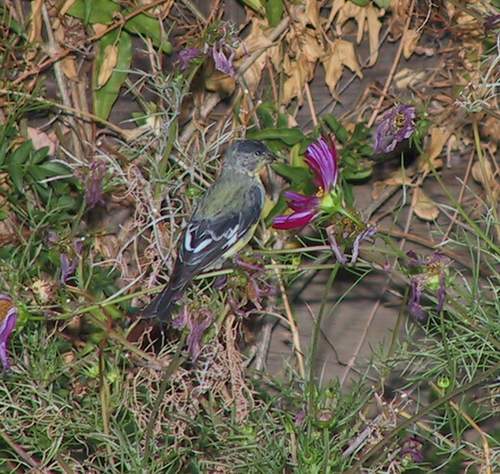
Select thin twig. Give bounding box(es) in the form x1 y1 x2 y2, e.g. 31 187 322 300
274 261 305 377
367 0 416 128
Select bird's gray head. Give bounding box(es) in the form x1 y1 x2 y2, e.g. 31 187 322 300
223 140 273 174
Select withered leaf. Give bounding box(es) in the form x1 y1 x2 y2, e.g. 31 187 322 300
97 44 118 88
414 187 439 221
322 39 362 97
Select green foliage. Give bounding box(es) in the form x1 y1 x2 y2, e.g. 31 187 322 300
323 114 374 181
93 30 133 120
68 0 172 53
265 0 284 27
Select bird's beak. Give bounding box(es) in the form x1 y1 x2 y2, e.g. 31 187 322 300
265 150 276 164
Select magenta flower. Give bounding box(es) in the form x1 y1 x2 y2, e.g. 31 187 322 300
374 104 416 154
85 161 106 209
0 294 17 371
272 136 339 230
171 306 213 360
211 43 236 77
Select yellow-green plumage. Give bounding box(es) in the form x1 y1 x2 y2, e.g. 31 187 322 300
142 140 273 322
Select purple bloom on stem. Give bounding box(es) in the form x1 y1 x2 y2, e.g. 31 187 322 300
187 310 213 361
0 295 17 371
85 161 106 209
406 250 449 321
374 104 416 154
272 136 338 230
401 436 424 463
408 278 427 323
212 44 236 77
60 254 78 285
177 47 201 70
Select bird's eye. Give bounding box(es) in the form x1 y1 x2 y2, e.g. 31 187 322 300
255 150 264 156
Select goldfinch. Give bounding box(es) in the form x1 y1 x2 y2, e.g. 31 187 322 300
143 139 273 321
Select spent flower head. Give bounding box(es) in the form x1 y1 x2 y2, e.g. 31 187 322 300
406 250 449 322
374 104 416 154
0 294 17 371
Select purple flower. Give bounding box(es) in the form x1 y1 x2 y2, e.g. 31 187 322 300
484 14 500 31
85 161 106 209
211 43 236 77
171 306 213 360
60 240 83 285
294 409 306 426
0 294 17 371
187 310 213 361
401 436 424 463
406 251 449 322
374 104 416 154
60 254 78 285
177 47 201 70
273 136 339 230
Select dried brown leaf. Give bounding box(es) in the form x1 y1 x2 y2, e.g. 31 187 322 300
472 159 499 199
236 17 277 96
97 44 118 88
93 23 109 36
322 39 362 97
414 187 439 221
402 29 420 59
371 169 413 199
60 0 77 16
29 0 43 43
27 127 59 155
394 68 426 89
418 126 451 174
61 56 79 81
366 5 383 66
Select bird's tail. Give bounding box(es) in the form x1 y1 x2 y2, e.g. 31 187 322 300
141 268 191 322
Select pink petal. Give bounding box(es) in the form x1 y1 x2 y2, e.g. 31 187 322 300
284 191 319 211
272 210 317 230
305 136 338 191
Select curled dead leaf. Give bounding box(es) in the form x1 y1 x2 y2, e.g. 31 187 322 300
418 126 451 174
472 159 499 199
61 56 79 81
402 29 420 59
322 39 362 97
394 68 426 89
414 187 439 221
27 127 59 155
371 169 413 199
97 44 118 88
28 0 43 43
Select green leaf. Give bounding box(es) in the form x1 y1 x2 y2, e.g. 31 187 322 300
265 194 288 226
37 161 72 177
248 127 305 146
7 140 32 192
343 166 373 181
256 102 275 129
272 163 314 192
94 30 133 120
124 11 173 54
238 0 265 14
323 115 349 144
265 0 283 27
373 0 391 8
349 0 370 6
67 0 119 24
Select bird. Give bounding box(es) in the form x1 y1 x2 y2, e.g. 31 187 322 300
142 139 273 322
